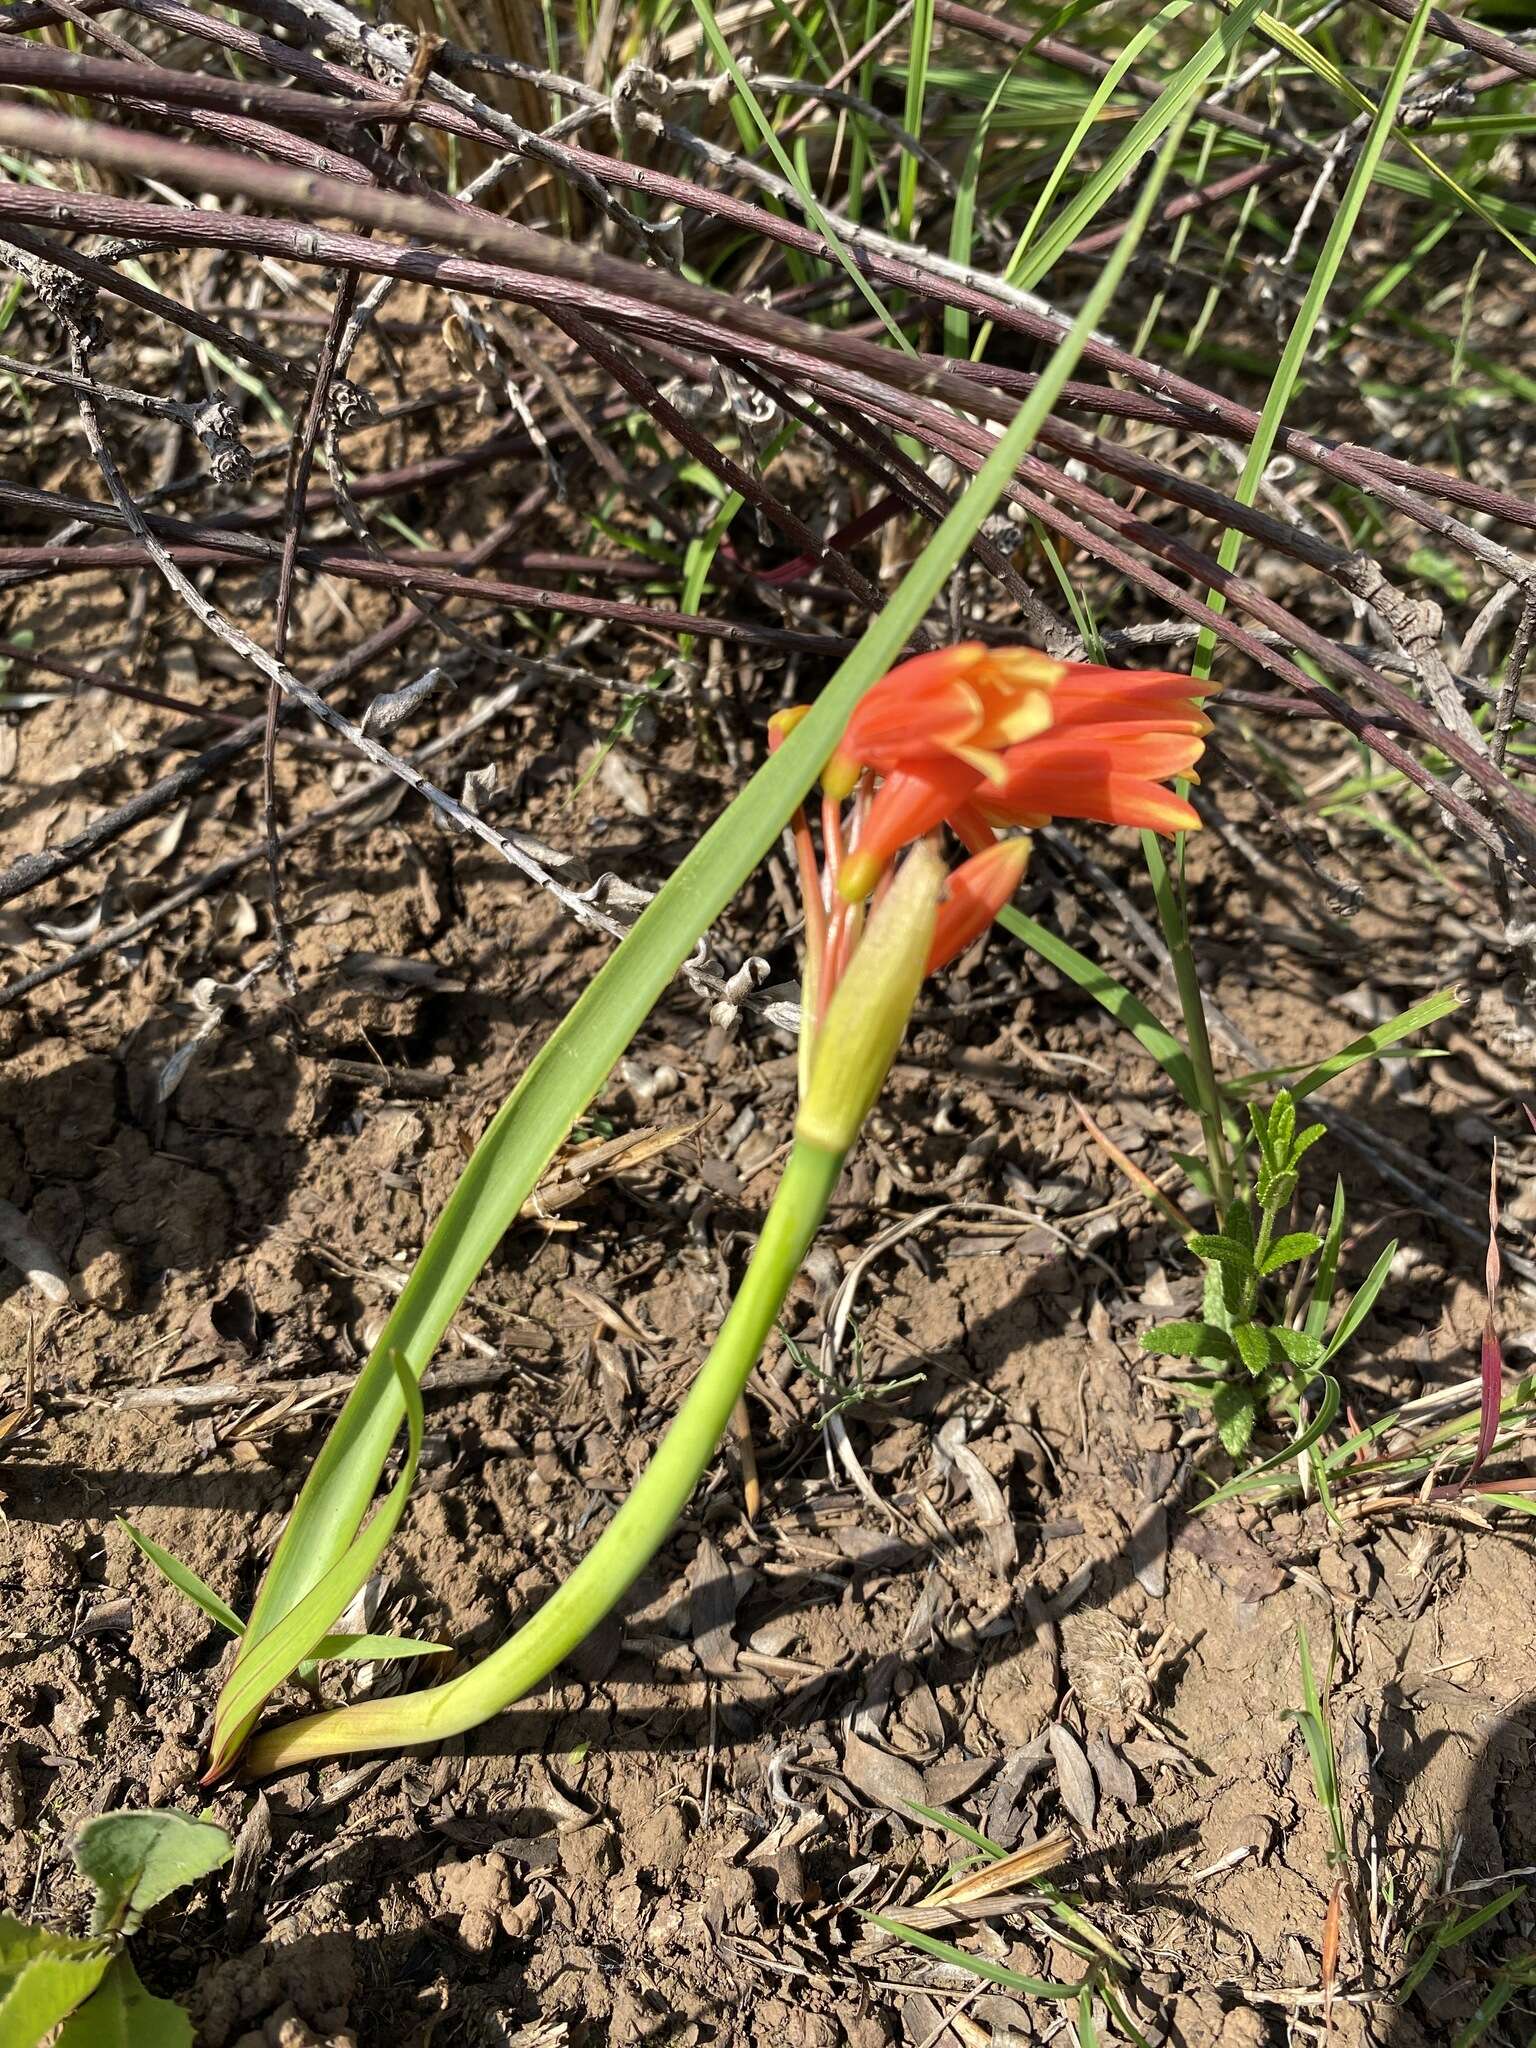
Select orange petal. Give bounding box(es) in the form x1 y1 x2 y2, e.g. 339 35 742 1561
981 775 1201 834
989 726 1204 800
836 645 1058 779
837 756 983 902
836 646 988 774
1050 661 1215 706
927 838 1033 972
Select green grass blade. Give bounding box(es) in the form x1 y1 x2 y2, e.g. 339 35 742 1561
862 1916 1082 2000
688 0 913 352
898 0 935 240
1195 0 1437 672
1320 1239 1398 1365
972 0 1190 359
1290 985 1465 1101
316 1631 450 1661
945 64 1016 358
1398 1886 1525 2000
904 1800 1008 1859
121 1519 444 1662
1254 7 1536 266
677 423 796 660
1142 827 1232 1204
1004 0 1270 295
1305 1178 1347 1344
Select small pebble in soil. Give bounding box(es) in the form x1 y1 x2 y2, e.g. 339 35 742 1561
558 1823 617 1883
628 1803 688 1875
75 1227 135 1311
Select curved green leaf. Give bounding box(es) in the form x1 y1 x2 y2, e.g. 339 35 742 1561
74 1812 231 1936
1322 1240 1397 1365
208 1354 424 1777
118 1523 243 1638
1200 1375 1341 1508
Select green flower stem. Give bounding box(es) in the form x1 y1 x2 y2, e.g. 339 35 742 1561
1141 829 1232 1210
243 1137 846 1775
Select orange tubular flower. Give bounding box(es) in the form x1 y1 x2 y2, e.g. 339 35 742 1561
823 644 1059 799
969 721 1208 837
835 648 1215 902
772 644 1217 1094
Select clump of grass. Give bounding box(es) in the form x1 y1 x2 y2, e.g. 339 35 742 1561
1289 1624 1351 2028
864 1803 1150 2045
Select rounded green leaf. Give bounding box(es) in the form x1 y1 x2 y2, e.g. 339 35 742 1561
73 1812 232 1937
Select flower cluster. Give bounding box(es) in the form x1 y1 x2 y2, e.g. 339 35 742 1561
775 644 1215 1087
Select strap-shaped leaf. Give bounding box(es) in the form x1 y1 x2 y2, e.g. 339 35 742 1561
1290 986 1463 1102
316 1631 449 1662
1305 1180 1347 1343
1321 1241 1397 1365
120 1521 444 1667
862 1916 1082 2001
206 1354 423 1777
118 1523 243 1637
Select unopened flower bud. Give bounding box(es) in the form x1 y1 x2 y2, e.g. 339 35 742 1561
795 842 944 1156
927 837 1032 972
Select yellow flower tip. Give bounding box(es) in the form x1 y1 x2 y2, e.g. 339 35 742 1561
979 833 1034 881
767 704 811 753
836 846 885 904
797 842 945 1155
949 742 1011 787
989 649 1066 691
821 749 861 802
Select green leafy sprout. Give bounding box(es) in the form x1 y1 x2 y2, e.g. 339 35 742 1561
0 1809 230 2048
1140 1085 1397 1504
